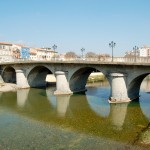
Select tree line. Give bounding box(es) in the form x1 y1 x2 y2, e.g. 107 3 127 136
64 51 111 60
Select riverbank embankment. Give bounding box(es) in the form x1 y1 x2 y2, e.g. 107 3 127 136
0 83 18 92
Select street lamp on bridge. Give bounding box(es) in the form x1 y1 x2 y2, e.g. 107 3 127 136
109 41 116 62
133 46 139 63
52 44 57 60
81 48 85 60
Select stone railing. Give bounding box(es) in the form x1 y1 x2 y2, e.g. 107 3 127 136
1 57 150 63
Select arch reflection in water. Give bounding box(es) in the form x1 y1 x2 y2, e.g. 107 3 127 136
86 96 110 117
46 87 57 107
17 89 30 108
86 81 110 118
140 103 150 121
139 95 150 121
139 78 150 120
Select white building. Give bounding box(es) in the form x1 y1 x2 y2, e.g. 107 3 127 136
125 46 150 58
36 47 56 60
30 48 37 60
138 46 150 57
144 46 150 57
139 47 148 57
0 42 13 62
36 48 47 60
42 47 56 60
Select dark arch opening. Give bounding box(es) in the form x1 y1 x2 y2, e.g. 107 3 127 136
2 67 16 83
128 73 149 100
27 66 54 88
69 67 110 94
70 67 96 93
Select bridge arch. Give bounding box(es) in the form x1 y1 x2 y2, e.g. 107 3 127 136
69 67 108 93
128 73 149 100
27 65 53 88
2 66 16 83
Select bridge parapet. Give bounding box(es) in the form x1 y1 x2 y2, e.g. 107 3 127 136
1 57 150 64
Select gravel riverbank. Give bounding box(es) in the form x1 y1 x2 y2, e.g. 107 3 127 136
0 83 18 92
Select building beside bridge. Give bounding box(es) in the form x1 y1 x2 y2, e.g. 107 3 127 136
0 42 13 62
125 46 150 57
0 42 57 62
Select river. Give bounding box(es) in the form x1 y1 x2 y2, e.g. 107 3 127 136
0 80 150 150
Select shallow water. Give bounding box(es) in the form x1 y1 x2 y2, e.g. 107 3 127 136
0 81 150 150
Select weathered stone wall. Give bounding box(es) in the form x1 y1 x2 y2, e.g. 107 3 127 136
1 62 150 103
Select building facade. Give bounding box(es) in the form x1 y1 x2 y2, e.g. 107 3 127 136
139 47 147 57
125 46 150 58
0 42 57 62
144 46 150 57
0 42 13 62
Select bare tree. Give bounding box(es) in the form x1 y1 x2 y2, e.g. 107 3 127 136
124 51 135 58
65 51 77 59
85 52 97 58
97 54 111 61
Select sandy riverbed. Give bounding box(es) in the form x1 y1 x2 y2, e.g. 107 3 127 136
0 83 18 92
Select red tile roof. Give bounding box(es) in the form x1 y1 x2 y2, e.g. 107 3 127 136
0 42 12 46
144 46 150 49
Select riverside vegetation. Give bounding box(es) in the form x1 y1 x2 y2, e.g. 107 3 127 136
87 72 106 83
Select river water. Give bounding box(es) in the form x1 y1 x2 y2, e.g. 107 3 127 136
0 80 150 150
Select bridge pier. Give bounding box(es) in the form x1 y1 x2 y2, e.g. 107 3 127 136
109 73 131 103
54 71 73 95
16 69 30 89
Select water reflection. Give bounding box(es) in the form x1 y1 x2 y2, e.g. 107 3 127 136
86 96 110 118
140 79 150 121
0 82 150 148
140 77 150 93
56 95 70 117
17 89 29 107
86 81 110 118
109 103 129 131
141 104 150 121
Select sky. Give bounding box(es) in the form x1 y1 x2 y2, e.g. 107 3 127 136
0 0 150 56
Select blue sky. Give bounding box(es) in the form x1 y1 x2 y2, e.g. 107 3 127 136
0 0 150 56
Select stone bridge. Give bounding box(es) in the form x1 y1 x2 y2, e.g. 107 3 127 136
0 60 150 103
